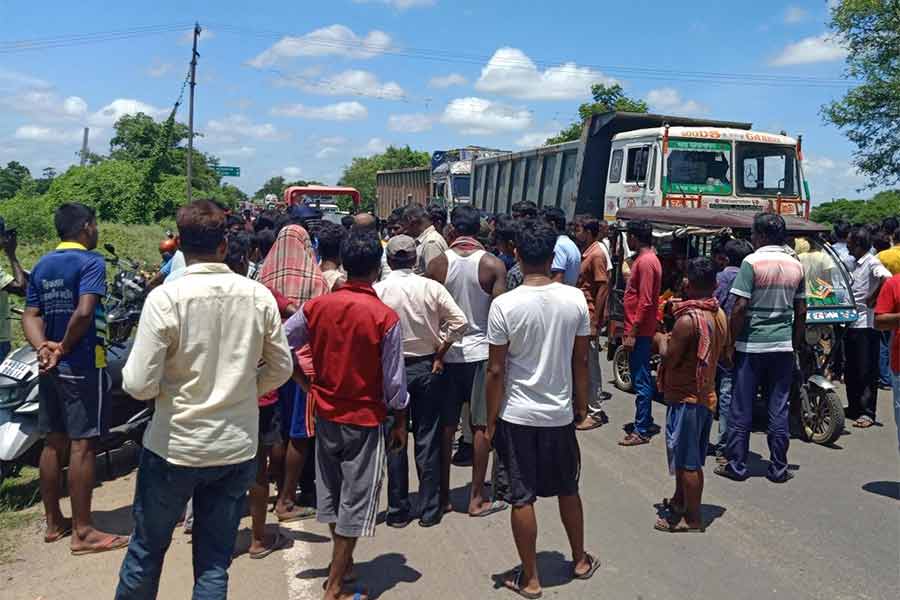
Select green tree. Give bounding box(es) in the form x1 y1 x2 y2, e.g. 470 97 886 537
34 166 57 195
338 146 430 211
0 161 32 201
822 0 900 187
810 189 900 225
109 112 190 163
43 160 147 223
546 84 649 145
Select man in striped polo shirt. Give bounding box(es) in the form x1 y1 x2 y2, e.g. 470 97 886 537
718 213 806 484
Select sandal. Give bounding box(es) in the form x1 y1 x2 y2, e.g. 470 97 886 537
44 520 73 544
576 416 603 431
470 500 509 518
503 567 542 599
276 505 316 523
249 530 289 560
852 417 874 429
70 534 130 556
660 497 685 517
618 432 649 446
654 516 705 533
573 552 601 580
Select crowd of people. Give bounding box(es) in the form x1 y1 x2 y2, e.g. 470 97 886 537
12 195 900 599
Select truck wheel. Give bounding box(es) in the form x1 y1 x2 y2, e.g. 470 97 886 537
612 345 633 393
801 386 845 445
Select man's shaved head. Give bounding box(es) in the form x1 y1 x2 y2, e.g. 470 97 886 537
353 213 377 233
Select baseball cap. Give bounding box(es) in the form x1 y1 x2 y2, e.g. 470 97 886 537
386 234 416 260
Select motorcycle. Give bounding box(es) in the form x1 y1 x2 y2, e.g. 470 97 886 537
0 244 152 483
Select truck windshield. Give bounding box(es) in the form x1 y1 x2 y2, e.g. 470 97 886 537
736 143 799 196
452 175 470 199
665 139 732 195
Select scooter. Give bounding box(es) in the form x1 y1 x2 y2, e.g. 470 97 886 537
0 245 152 483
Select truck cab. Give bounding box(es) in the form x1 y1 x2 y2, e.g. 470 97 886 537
604 126 809 220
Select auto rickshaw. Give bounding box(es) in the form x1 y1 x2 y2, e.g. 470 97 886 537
605 207 857 446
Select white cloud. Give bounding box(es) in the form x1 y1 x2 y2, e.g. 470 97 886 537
278 69 405 100
783 5 808 24
271 101 368 121
352 0 436 9
89 99 165 127
771 33 847 66
475 47 615 100
206 114 285 140
388 113 433 133
315 147 341 159
14 125 86 143
179 28 215 45
365 137 388 155
646 88 708 116
0 68 51 90
147 61 173 78
248 25 392 67
316 135 348 146
803 155 872 201
515 132 555 148
429 73 467 88
283 166 303 178
216 146 257 158
1 90 88 120
441 97 532 134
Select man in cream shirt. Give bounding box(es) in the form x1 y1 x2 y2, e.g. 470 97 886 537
115 200 293 600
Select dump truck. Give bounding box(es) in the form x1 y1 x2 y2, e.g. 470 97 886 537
470 111 812 220
374 166 431 219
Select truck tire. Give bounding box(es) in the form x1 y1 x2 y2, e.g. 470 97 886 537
801 386 845 445
612 345 633 393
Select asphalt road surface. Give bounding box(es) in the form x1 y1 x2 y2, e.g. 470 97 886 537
2 356 898 600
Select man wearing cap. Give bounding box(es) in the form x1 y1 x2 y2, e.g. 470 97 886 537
374 235 468 527
0 218 27 360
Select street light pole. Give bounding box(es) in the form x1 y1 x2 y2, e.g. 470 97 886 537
186 22 201 203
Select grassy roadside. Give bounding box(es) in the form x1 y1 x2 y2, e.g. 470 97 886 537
0 467 41 564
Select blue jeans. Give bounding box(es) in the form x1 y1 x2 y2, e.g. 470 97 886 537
880 331 892 388
629 336 656 437
715 364 734 453
0 341 10 361
116 449 255 600
892 373 900 454
727 352 792 480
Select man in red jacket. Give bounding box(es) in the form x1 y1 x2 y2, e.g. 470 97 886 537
285 231 408 600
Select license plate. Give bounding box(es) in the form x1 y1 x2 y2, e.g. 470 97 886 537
0 358 32 381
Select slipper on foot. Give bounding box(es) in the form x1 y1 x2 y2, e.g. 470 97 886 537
249 531 289 559
470 500 508 518
503 567 542 599
70 535 130 556
573 552 601 580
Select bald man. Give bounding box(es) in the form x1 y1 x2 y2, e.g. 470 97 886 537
353 212 390 279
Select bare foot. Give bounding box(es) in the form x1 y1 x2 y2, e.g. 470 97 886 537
44 517 73 543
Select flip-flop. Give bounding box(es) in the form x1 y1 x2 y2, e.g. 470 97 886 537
573 552 601 580
44 523 73 544
654 516 705 533
275 505 316 523
70 534 130 556
576 417 603 431
503 567 542 599
660 498 685 517
249 530 289 560
470 500 508 518
618 433 649 446
852 418 874 428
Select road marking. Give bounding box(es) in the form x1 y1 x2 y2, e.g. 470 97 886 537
281 521 317 600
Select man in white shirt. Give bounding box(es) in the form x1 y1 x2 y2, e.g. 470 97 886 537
116 200 293 599
485 221 600 598
846 227 891 428
375 235 468 528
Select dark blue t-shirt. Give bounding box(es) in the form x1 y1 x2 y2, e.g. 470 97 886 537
26 244 107 369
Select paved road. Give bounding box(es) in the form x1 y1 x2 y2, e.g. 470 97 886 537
2 356 898 599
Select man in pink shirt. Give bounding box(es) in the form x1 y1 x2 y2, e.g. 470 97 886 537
619 220 662 446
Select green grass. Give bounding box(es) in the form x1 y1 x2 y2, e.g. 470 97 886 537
0 466 42 563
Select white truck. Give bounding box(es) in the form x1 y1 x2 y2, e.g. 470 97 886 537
471 111 811 220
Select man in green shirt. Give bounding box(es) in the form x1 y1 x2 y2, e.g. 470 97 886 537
0 219 28 359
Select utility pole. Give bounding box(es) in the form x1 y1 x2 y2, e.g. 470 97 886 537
79 127 89 166
186 22 201 202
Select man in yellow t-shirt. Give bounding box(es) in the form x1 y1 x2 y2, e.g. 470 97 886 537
876 230 900 276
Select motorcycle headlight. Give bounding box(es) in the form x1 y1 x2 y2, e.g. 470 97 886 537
0 386 21 409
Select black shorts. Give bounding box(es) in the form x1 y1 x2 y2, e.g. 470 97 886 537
259 403 281 447
494 420 580 507
38 366 110 439
440 362 479 427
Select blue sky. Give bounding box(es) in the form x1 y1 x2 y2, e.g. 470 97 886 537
0 0 871 202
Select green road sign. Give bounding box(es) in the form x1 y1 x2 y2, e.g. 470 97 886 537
212 166 240 177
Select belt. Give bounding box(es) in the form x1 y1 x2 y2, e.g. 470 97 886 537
404 354 435 366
